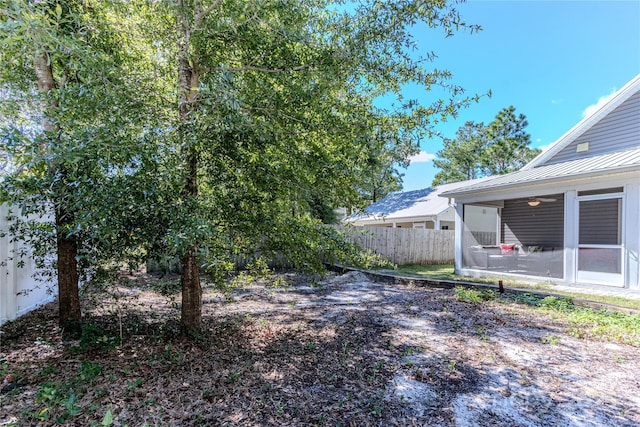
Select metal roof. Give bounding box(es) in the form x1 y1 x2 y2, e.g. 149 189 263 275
441 147 640 197
346 178 490 223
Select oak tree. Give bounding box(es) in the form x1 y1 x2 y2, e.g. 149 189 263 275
0 0 158 332
158 0 484 330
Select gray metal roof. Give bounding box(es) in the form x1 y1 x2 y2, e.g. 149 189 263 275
441 147 640 197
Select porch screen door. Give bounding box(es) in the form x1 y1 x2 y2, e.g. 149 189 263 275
577 196 623 286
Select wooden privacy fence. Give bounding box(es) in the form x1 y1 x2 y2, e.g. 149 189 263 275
468 231 497 246
332 225 454 265
148 225 455 273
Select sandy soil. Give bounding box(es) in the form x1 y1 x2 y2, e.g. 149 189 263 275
1 270 638 426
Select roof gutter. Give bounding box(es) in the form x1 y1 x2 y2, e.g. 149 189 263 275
440 165 640 199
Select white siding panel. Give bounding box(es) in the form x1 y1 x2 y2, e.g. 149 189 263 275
0 204 55 325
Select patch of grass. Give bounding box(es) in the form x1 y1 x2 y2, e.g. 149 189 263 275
541 334 561 345
562 308 640 345
150 347 185 367
381 264 640 311
388 264 455 279
454 286 495 304
538 296 574 311
79 361 103 382
452 288 639 345
225 370 242 384
555 292 640 311
507 293 640 345
446 359 457 371
475 326 488 341
502 285 640 311
401 346 415 357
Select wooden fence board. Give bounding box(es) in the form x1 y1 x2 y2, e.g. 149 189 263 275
332 225 454 265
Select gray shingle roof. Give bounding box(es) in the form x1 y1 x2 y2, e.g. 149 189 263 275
347 178 491 222
348 187 441 221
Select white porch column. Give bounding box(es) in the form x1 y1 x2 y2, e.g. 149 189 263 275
495 208 501 245
625 182 640 289
454 201 464 274
564 190 577 283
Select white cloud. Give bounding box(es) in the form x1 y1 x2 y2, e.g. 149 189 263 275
582 89 617 118
408 151 436 163
538 143 555 153
551 99 563 105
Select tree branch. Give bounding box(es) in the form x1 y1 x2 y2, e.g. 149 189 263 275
218 63 315 74
194 0 225 29
201 0 224 20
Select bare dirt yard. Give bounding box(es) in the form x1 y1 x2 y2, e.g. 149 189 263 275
1 270 639 426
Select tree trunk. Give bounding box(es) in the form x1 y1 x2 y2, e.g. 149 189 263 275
56 207 82 332
179 139 201 331
180 247 201 330
177 2 202 331
35 50 82 332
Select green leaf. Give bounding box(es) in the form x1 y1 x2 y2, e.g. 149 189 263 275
101 410 113 426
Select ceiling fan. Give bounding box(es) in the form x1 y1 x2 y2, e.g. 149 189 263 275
527 197 557 206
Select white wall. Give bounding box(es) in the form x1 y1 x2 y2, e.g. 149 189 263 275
464 205 498 233
438 207 455 222
0 204 55 325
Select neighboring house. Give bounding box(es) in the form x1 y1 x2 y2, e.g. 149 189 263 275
345 179 494 231
441 74 640 289
0 203 55 325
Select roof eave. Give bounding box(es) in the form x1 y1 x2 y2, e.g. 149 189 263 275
522 74 640 170
441 164 640 199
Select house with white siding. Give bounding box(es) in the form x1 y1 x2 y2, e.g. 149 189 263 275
441 74 640 289
0 203 55 325
345 178 495 231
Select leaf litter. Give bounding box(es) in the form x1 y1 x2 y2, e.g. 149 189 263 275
1 270 639 426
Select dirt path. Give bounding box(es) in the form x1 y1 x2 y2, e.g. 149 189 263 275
1 271 638 426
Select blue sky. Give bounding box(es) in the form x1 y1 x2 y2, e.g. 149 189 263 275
397 0 640 191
